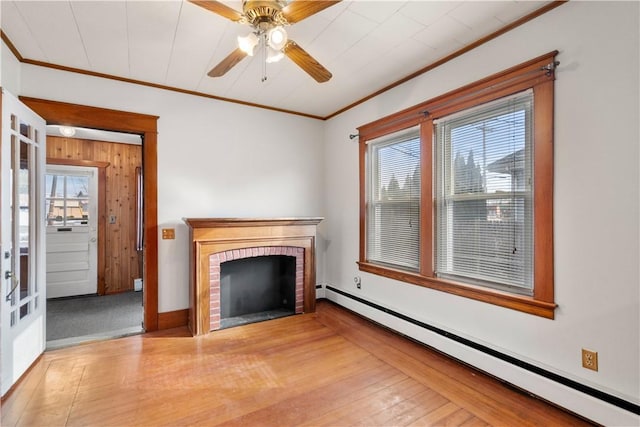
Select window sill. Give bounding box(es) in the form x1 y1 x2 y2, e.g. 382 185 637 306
357 261 557 319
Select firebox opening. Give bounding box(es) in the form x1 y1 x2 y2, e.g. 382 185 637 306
220 255 296 329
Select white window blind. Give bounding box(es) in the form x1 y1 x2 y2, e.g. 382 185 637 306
434 90 534 293
366 127 421 270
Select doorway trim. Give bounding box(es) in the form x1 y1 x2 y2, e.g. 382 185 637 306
20 97 160 331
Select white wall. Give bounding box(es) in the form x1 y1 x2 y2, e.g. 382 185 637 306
323 1 639 425
1 41 21 95
17 64 326 313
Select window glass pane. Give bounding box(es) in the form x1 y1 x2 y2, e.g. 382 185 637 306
46 199 65 226
19 141 31 300
19 141 30 250
20 302 30 319
67 176 89 199
65 201 89 225
45 174 65 198
9 136 15 255
19 121 30 138
367 127 421 270
45 174 90 226
435 91 533 292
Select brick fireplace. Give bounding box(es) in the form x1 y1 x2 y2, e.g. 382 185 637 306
184 218 322 336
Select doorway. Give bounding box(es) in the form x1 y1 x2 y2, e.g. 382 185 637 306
21 96 159 333
44 130 144 348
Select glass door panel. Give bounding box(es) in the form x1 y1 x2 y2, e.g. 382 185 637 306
19 139 32 309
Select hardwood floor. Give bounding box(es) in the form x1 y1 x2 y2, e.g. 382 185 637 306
1 300 592 426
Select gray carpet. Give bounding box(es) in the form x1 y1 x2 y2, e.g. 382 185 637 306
47 291 143 348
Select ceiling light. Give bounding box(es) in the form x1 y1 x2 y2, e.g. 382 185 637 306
266 47 284 63
59 126 76 137
238 32 259 56
267 26 288 51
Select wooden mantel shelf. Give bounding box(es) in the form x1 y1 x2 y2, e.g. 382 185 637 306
184 217 323 336
184 217 324 229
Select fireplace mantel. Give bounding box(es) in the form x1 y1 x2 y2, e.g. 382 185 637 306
184 217 323 336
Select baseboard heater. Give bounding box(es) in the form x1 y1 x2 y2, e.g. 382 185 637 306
324 285 639 415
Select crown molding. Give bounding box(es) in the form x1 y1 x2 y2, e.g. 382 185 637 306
1 1 567 121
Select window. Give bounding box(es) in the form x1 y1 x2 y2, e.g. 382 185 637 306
358 52 557 318
45 174 91 226
435 91 533 294
367 127 421 271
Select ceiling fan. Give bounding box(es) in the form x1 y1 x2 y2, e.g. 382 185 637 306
189 0 341 83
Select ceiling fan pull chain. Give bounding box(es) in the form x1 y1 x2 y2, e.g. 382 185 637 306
261 33 268 83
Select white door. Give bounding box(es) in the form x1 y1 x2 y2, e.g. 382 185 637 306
1 89 47 396
45 165 98 298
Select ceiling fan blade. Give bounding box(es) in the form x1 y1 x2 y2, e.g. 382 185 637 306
188 0 244 22
283 40 332 83
208 48 248 77
282 1 341 24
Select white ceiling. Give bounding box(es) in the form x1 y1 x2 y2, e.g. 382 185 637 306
2 0 551 118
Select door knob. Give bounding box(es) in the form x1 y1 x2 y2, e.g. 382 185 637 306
90 237 97 243
5 271 12 279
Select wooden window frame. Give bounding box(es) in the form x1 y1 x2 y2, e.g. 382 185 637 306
358 51 558 319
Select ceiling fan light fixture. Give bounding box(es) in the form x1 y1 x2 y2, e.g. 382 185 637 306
266 46 284 63
194 0 336 83
267 26 288 50
238 32 259 56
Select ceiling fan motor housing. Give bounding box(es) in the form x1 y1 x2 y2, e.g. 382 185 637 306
243 0 289 28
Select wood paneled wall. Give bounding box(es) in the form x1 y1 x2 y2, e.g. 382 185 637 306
47 136 142 294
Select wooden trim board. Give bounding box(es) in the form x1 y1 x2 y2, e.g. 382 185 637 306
157 309 189 330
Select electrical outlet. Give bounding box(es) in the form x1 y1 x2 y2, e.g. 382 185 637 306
582 349 598 371
354 276 361 289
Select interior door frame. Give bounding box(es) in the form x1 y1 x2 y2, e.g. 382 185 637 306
46 159 109 295
21 97 159 331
